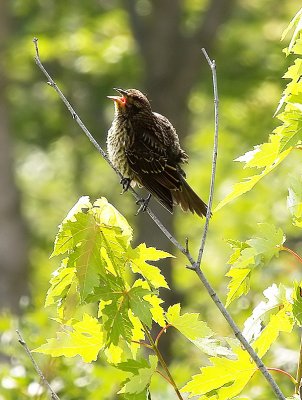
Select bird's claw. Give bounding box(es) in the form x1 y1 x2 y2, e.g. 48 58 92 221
120 177 131 194
135 194 151 215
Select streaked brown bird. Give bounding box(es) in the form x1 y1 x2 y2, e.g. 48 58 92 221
107 88 208 217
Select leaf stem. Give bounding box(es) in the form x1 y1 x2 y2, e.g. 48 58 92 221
143 324 184 400
295 331 302 393
156 370 173 385
281 246 302 265
131 340 153 349
265 368 297 385
196 48 219 267
155 324 172 346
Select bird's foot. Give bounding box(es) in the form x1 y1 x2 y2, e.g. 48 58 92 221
120 177 131 194
135 194 151 215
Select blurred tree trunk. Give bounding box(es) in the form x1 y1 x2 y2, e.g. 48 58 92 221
0 1 29 313
124 0 234 358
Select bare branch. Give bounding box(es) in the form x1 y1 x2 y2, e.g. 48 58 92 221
16 329 60 400
32 38 285 400
190 49 285 400
196 49 218 268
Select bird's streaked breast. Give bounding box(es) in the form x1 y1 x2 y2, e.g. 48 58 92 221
107 118 134 178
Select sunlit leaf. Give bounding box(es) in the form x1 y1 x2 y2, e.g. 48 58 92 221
225 268 251 307
127 244 171 289
182 290 293 399
288 175 302 226
34 314 103 362
119 355 157 395
225 224 285 305
128 286 153 328
166 303 213 340
243 284 292 342
182 345 257 400
292 281 302 325
215 147 290 211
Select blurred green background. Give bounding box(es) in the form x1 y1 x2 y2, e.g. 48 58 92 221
0 0 301 398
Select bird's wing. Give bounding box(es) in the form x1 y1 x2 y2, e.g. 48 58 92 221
125 132 182 190
125 127 185 213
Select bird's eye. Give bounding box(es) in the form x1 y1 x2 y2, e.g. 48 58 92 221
121 96 127 104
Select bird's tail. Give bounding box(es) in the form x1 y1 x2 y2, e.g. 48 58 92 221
172 177 208 218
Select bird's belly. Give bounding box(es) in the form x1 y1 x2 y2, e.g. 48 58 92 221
107 125 133 178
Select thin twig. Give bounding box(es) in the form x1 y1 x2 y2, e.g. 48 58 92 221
155 324 172 346
131 340 153 349
32 38 285 400
16 329 60 400
143 324 184 400
156 370 174 386
265 368 297 385
196 48 218 268
282 245 302 265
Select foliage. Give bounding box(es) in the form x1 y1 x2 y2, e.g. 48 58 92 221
225 223 285 307
34 196 231 398
216 6 302 212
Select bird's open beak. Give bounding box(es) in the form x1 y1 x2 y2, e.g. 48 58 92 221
113 88 128 96
107 88 128 106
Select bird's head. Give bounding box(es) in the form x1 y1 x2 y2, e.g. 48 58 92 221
107 88 152 117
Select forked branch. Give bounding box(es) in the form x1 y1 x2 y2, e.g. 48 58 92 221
32 38 285 400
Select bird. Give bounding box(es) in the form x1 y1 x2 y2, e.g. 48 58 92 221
106 88 208 217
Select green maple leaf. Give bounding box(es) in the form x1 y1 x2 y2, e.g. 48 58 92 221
93 275 133 345
225 268 251 307
93 277 153 344
288 175 302 227
51 196 93 256
276 108 302 151
225 224 285 306
45 262 76 307
191 337 235 358
34 314 103 363
119 355 157 395
122 391 150 400
252 301 293 357
50 197 134 302
128 287 153 328
215 136 291 212
243 284 292 342
127 243 172 289
165 304 233 358
247 223 284 261
182 346 257 400
182 293 293 399
116 358 150 374
281 7 302 50
166 304 213 340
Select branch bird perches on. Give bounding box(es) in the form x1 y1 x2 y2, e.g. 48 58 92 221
28 37 285 400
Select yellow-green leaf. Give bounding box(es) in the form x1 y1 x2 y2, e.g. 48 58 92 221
119 355 157 395
215 148 290 211
34 314 103 363
225 268 251 307
166 304 213 340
